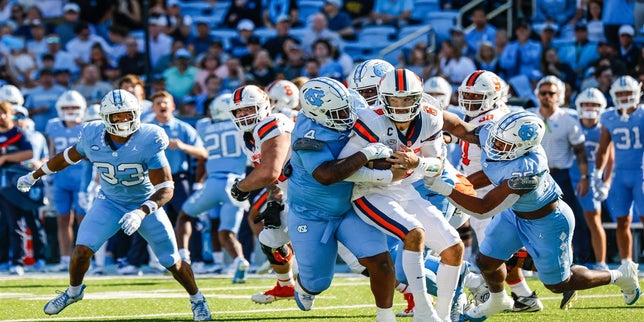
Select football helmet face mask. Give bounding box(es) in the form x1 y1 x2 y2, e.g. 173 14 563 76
348 59 394 106
229 85 271 132
423 76 452 109
610 75 642 117
458 70 503 117
378 68 424 122
56 90 87 122
0 84 24 107
209 93 233 121
484 111 545 161
575 88 607 120
300 77 356 131
99 89 141 137
266 80 300 113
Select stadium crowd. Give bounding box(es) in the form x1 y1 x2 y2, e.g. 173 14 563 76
1 0 644 321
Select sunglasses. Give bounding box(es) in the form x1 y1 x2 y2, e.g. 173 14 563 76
539 91 557 96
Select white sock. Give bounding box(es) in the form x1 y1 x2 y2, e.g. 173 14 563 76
490 290 508 301
436 263 461 321
212 251 224 265
189 290 203 302
376 306 395 319
277 272 293 286
508 279 532 297
396 283 410 294
401 250 427 293
61 256 70 265
178 249 190 262
67 284 83 297
610 269 622 284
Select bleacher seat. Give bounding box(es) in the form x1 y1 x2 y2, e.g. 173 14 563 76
178 1 215 17
343 42 389 61
357 25 397 43
209 29 238 51
254 28 278 43
411 0 440 21
427 10 459 43
298 1 323 24
398 25 432 49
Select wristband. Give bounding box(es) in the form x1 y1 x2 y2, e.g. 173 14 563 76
580 174 588 180
64 147 80 165
142 200 158 214
41 163 55 175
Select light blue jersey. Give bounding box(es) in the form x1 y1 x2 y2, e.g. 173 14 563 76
149 118 203 174
287 113 354 219
570 121 602 211
45 119 83 190
480 124 562 212
195 118 246 177
76 121 169 206
600 107 644 171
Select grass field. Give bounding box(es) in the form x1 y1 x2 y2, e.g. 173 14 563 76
0 273 642 321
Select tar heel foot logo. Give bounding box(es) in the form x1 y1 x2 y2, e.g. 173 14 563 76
297 225 308 233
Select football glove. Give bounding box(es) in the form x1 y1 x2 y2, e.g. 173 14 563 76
119 209 146 236
254 201 283 229
423 176 454 196
360 143 393 161
16 171 39 192
230 178 250 201
593 182 610 202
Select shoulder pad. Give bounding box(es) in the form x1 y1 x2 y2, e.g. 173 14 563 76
293 138 324 151
507 174 539 190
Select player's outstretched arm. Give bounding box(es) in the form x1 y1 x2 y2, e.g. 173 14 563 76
17 145 83 192
442 110 479 145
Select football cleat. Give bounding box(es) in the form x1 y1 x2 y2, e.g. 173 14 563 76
190 297 212 321
117 264 143 276
232 258 250 284
44 284 86 315
9 265 24 276
469 282 490 305
51 262 69 272
251 282 295 304
450 292 471 322
560 290 578 310
464 292 513 322
614 260 641 305
396 292 415 317
294 280 315 311
511 291 543 312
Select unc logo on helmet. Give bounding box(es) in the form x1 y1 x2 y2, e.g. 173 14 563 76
304 88 325 107
373 63 388 77
518 124 538 141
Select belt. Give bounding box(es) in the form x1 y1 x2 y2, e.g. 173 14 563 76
514 200 558 220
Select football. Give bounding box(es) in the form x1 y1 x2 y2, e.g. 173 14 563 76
366 158 392 170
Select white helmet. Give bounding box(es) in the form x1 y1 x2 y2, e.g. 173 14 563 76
484 111 545 161
300 77 356 131
423 76 452 109
458 70 503 117
535 75 565 105
55 90 87 122
575 87 607 119
83 103 101 122
378 68 424 122
265 80 300 113
229 85 271 132
0 84 24 106
610 75 642 117
348 59 394 106
99 89 141 137
499 79 510 103
209 93 233 121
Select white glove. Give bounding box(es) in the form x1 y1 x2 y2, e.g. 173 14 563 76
417 157 444 177
192 182 204 191
360 143 393 161
423 176 454 196
593 182 610 202
590 170 603 193
17 171 39 192
118 209 146 236
78 192 89 211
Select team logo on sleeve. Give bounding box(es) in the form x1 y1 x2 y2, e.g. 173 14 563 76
518 124 538 141
303 89 325 107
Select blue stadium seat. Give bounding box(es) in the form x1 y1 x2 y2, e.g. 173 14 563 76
411 0 440 21
343 42 389 61
209 29 238 51
357 25 397 43
178 2 215 17
427 10 459 43
298 1 323 24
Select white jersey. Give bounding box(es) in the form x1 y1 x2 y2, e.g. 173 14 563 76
241 113 294 192
459 106 511 176
341 104 445 200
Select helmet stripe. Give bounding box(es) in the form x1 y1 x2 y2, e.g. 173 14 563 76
466 70 484 87
395 69 406 92
354 61 367 85
112 90 123 108
233 87 244 104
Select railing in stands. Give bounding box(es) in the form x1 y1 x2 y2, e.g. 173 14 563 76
460 0 514 34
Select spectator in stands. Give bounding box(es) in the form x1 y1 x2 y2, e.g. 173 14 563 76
241 36 263 70
592 39 628 76
558 22 599 84
25 69 66 132
216 56 246 93
118 36 146 77
195 75 222 115
604 0 636 48
541 47 576 86
616 25 640 70
8 47 37 86
499 21 542 79
145 16 173 70
584 0 605 43
89 44 112 81
370 0 412 28
263 0 299 29
276 37 305 80
112 0 143 31
248 49 276 87
55 3 81 47
54 68 71 88
14 5 45 40
27 20 47 58
118 74 154 122
304 57 321 78
230 19 257 59
439 39 476 88
165 0 190 41
322 0 355 40
466 8 497 57
301 13 344 57
195 54 221 96
106 25 129 64
450 27 473 58
474 41 501 75
223 0 263 29
42 35 78 78
399 42 434 79
66 22 111 68
311 39 344 81
188 20 215 57
636 47 644 76
153 39 185 76
200 39 229 65
162 48 198 102
74 0 115 40
343 0 374 29
263 14 293 61
0 0 11 22
72 64 114 104
494 29 509 56
533 0 577 28
539 23 558 50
